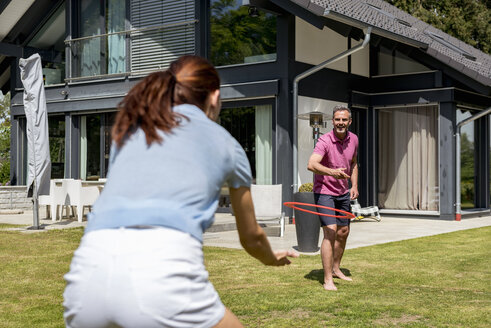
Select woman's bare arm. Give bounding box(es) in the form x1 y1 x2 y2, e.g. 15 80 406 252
229 186 298 266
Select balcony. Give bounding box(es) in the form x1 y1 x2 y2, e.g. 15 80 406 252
65 20 196 82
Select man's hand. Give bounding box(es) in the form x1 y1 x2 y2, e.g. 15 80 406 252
330 167 350 179
350 187 359 200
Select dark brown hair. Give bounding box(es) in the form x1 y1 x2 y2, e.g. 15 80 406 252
112 55 220 147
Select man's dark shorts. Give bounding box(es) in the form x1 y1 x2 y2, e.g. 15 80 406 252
314 192 351 227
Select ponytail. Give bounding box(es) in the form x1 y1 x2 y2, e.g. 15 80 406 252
112 56 220 147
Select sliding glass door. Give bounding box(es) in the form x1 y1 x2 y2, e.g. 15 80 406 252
79 112 116 180
458 108 476 209
217 104 273 211
377 105 439 211
218 105 273 184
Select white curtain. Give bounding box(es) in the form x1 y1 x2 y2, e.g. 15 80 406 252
255 105 272 185
107 0 126 74
80 0 101 77
378 105 438 210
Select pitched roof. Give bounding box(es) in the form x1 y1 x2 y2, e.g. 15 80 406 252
290 0 491 86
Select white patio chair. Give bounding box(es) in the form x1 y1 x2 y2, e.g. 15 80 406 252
38 179 66 221
250 184 285 237
66 179 102 222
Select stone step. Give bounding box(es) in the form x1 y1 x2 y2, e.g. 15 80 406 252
207 213 237 232
207 213 287 236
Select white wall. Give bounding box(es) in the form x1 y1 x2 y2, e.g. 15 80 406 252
295 17 347 72
297 96 347 187
294 18 365 186
351 38 370 77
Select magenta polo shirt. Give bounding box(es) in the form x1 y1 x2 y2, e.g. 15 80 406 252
313 130 358 196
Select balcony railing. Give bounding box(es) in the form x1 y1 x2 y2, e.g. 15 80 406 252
64 20 197 82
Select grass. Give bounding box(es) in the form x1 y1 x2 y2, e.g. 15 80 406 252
0 223 28 229
0 225 490 327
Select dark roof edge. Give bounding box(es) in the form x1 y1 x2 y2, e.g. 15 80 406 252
269 0 325 29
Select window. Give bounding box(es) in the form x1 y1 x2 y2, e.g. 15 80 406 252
210 1 276 66
219 107 256 177
27 3 66 85
49 116 65 178
377 45 430 75
378 105 439 211
366 3 412 27
80 114 101 180
425 31 476 61
217 104 273 211
79 112 116 180
130 0 195 73
458 109 476 209
72 0 126 79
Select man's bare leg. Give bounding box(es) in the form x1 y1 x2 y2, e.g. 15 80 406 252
332 225 352 281
320 225 337 290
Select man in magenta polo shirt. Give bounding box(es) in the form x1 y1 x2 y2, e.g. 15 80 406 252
307 105 358 291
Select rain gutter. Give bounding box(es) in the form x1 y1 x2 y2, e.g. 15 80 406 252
455 106 491 220
292 27 371 192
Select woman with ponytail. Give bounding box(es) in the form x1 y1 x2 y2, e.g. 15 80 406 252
63 55 297 328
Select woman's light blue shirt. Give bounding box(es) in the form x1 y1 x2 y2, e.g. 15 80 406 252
85 104 252 242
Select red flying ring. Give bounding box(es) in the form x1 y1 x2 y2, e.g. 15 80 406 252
283 202 355 219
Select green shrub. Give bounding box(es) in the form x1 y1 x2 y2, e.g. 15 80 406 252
0 161 9 185
461 182 474 202
298 182 313 192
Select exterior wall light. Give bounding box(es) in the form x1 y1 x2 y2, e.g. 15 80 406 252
297 111 329 147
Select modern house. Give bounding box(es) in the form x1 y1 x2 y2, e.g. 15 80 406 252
0 0 490 219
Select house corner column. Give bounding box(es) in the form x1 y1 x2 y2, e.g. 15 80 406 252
439 102 456 219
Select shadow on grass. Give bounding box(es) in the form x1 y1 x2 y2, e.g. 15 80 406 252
304 268 352 284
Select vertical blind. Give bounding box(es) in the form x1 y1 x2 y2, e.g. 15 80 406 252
130 0 196 73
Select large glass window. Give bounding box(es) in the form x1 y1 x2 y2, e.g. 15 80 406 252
217 104 273 211
80 115 101 180
378 105 439 211
80 112 116 180
210 1 276 66
458 109 476 209
377 46 430 75
219 107 256 177
48 116 65 178
27 3 66 85
75 0 126 78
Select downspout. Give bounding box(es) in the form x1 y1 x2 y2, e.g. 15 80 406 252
455 106 491 221
292 27 372 192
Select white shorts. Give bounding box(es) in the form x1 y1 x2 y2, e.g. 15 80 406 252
63 227 225 328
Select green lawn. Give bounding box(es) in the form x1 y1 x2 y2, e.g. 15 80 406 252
0 226 490 327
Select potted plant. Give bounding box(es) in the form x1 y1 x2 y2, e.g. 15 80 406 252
293 182 320 252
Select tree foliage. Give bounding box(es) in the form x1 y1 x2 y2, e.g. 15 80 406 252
0 92 10 184
385 0 491 54
210 0 276 66
460 132 475 203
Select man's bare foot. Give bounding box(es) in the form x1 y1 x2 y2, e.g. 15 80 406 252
332 270 352 281
323 281 337 291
